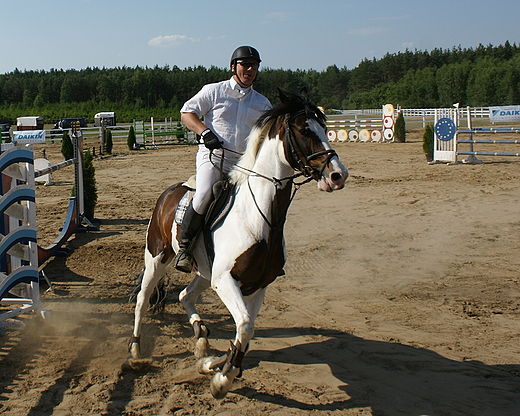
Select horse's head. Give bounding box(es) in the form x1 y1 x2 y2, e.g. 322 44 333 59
276 88 348 192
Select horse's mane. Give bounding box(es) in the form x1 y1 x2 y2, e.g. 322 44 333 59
229 89 326 185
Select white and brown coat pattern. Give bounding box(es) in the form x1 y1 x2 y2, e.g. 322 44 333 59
130 89 348 398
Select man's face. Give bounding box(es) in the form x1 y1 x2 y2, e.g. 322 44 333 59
232 59 260 87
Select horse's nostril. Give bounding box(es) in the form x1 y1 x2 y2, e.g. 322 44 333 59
331 172 343 183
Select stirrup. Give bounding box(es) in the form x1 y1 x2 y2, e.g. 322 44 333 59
174 250 194 273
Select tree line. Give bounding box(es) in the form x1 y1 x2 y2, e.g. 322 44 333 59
1 41 518 124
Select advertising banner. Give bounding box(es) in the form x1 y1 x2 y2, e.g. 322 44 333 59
489 105 520 123
13 130 46 144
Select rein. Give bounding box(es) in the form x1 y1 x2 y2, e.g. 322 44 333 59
210 149 304 230
207 108 333 230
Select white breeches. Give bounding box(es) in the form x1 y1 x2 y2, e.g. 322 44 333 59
192 149 239 215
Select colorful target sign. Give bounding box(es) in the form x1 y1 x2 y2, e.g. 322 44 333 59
383 116 394 129
383 104 394 117
337 129 348 142
371 129 382 142
359 129 370 142
383 129 394 141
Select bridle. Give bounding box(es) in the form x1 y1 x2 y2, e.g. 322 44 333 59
208 108 339 229
283 109 338 181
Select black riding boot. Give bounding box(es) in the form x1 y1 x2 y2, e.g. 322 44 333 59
174 202 205 273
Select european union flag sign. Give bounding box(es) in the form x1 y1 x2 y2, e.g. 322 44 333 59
435 118 456 141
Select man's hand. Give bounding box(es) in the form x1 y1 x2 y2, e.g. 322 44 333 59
201 129 223 150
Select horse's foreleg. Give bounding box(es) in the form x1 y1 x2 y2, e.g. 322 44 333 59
179 273 211 358
199 273 266 399
130 250 168 359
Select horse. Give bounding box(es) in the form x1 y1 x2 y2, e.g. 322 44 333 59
129 88 348 399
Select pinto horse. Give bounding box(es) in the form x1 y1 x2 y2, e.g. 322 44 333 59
130 88 348 398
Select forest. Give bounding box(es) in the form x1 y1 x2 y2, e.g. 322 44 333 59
0 41 519 124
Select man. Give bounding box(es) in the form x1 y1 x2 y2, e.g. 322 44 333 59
174 46 272 273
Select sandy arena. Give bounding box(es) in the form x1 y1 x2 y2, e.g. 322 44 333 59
1 131 519 415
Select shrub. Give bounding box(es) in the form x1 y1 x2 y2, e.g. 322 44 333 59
60 131 74 160
105 129 113 154
423 124 435 157
82 150 97 219
394 111 406 143
127 126 136 150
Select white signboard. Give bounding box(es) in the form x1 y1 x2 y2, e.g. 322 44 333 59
13 130 46 144
489 105 520 123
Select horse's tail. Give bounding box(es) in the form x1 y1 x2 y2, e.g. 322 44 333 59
128 269 169 313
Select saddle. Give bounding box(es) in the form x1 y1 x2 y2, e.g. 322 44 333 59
175 176 235 263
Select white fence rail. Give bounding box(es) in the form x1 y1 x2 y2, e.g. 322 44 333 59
0 107 494 145
331 107 489 129
1 119 187 150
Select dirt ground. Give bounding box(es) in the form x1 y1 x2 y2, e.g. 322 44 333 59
1 130 519 416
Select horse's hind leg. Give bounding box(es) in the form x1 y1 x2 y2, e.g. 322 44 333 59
179 273 211 358
130 249 169 359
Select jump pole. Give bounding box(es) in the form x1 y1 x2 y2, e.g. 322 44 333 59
0 127 93 327
459 107 482 164
433 106 520 163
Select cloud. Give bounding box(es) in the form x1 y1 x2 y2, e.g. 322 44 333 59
148 35 199 48
261 12 290 24
206 35 229 41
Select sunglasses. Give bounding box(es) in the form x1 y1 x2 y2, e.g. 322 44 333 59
236 61 260 69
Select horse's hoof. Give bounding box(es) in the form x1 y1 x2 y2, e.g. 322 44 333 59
196 356 217 374
194 337 210 359
128 342 141 360
40 310 51 320
210 367 240 399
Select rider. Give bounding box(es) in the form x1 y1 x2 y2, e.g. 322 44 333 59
174 46 272 273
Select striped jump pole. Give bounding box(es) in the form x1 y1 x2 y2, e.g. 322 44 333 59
0 129 90 327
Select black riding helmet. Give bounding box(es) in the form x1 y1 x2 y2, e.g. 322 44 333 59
230 46 262 68
230 46 261 86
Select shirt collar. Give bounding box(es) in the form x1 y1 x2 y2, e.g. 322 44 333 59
230 76 253 95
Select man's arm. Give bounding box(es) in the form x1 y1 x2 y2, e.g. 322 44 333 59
181 112 222 150
181 112 207 135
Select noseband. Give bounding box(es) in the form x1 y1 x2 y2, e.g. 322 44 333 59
284 110 337 181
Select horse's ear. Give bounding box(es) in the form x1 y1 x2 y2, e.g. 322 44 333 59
278 88 292 107
300 87 309 100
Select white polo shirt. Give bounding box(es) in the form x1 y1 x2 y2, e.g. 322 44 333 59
181 77 272 155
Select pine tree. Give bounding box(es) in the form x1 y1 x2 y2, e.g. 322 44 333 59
127 126 137 150
82 150 97 219
394 111 406 143
105 129 113 154
60 131 74 160
423 124 434 161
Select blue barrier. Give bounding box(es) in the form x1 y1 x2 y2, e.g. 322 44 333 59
0 131 88 326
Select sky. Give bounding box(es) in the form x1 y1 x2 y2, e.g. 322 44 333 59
1 0 519 74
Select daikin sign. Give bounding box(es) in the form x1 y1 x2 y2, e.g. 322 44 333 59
489 105 520 123
13 130 46 144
